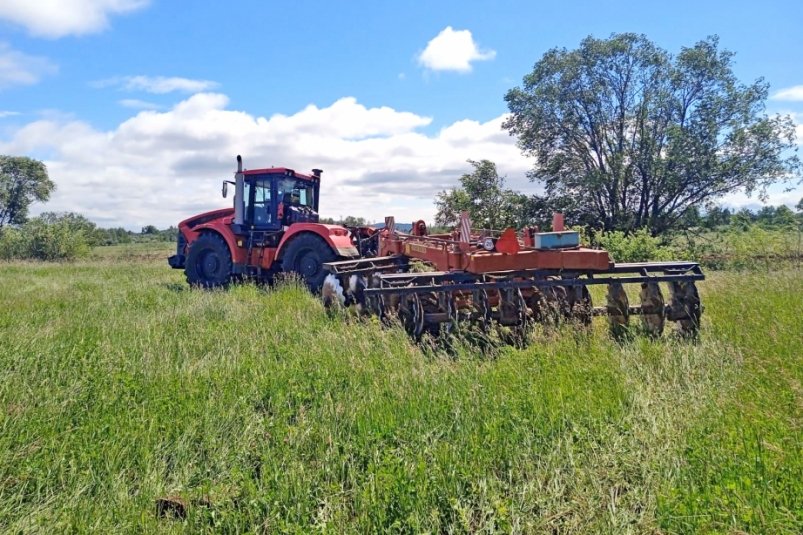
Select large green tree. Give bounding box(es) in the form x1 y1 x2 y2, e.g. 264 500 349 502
435 159 532 229
0 156 55 228
504 34 800 234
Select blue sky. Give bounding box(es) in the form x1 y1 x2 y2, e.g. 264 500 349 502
1 0 802 229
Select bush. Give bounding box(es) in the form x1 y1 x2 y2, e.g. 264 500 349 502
671 225 802 270
0 213 93 261
0 226 26 260
593 228 676 263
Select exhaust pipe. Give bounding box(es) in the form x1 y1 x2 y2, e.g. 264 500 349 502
234 155 245 225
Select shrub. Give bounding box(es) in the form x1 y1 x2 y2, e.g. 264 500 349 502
672 225 802 270
593 228 675 263
0 213 93 261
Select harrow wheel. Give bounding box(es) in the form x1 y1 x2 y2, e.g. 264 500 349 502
543 284 569 325
321 274 345 310
472 289 492 331
499 288 531 346
640 282 666 337
440 291 460 335
526 287 548 324
566 285 593 325
606 282 630 336
398 293 425 339
669 281 701 336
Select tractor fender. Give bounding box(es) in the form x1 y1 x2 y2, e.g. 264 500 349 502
277 224 359 259
189 223 238 257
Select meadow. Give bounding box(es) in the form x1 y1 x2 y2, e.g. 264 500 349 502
0 243 800 533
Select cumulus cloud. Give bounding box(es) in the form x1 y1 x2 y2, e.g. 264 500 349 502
0 42 57 89
772 85 803 101
93 75 219 94
418 26 496 73
0 94 531 229
0 0 149 38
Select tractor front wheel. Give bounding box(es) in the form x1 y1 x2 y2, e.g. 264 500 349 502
281 234 337 292
185 232 233 288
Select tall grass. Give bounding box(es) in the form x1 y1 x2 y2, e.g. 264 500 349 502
0 252 800 532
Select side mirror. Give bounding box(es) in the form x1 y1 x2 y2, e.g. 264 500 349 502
222 181 228 198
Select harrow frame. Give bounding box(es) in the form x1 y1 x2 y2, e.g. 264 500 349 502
322 213 705 342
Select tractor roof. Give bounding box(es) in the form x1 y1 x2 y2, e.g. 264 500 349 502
243 167 319 180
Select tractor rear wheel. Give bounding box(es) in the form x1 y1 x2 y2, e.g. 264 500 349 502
281 233 337 292
185 232 232 288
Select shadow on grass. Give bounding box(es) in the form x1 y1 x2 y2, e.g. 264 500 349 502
162 282 190 293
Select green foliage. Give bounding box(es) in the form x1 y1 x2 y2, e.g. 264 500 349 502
703 206 733 229
0 155 55 228
0 212 94 261
504 34 800 234
435 159 532 229
593 228 675 262
671 224 802 270
100 226 133 245
588 222 801 269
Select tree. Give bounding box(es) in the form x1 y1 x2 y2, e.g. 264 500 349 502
0 156 55 228
678 205 703 228
504 34 800 235
733 208 755 230
703 205 732 228
771 205 797 227
435 160 531 229
38 211 103 246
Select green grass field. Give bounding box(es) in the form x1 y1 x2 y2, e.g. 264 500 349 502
0 246 800 533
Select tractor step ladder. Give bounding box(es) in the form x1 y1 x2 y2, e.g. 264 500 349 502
245 230 270 276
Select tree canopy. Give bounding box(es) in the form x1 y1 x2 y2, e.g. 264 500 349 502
434 160 532 229
504 34 800 234
0 156 55 228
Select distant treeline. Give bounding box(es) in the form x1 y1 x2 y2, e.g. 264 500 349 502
681 204 802 230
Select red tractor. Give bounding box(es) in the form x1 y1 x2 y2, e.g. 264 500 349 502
168 156 370 289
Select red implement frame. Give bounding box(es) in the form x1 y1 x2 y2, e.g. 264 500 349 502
377 213 611 274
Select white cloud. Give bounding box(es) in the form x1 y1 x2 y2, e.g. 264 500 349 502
118 99 162 110
0 42 57 89
418 26 496 73
0 0 149 38
0 111 21 118
0 94 530 229
94 75 219 94
772 85 803 101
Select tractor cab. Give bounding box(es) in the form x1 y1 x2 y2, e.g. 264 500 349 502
225 156 321 234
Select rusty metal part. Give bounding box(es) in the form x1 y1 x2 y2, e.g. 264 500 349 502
669 281 701 336
639 282 666 336
606 282 630 335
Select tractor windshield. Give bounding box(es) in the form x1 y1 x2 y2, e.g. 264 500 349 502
278 178 316 209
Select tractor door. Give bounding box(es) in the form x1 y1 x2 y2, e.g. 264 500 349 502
244 175 281 231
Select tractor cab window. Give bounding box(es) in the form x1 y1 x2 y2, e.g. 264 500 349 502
249 178 272 226
278 178 315 209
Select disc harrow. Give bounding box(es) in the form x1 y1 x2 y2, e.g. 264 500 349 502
322 213 704 344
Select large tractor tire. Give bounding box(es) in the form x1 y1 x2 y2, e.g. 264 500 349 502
281 233 337 292
185 232 233 288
